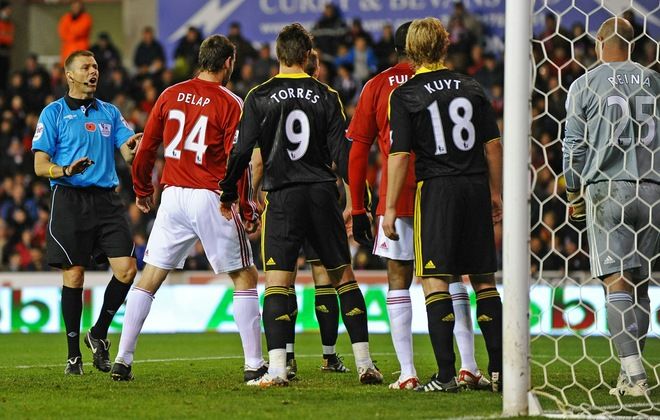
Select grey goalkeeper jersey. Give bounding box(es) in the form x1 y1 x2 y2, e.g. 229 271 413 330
562 61 659 191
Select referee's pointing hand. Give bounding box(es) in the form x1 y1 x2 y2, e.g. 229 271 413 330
382 208 399 241
125 133 143 150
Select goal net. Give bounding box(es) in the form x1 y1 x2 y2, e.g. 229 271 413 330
525 0 659 417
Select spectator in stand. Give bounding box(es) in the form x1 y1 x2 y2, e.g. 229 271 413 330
227 22 258 83
133 26 165 73
233 63 255 99
252 43 277 83
49 64 67 98
344 18 373 47
312 3 348 59
173 26 202 80
450 1 483 47
90 32 122 75
0 1 14 92
373 23 395 71
21 54 50 89
333 63 358 106
474 52 502 91
335 36 377 84
57 0 92 65
467 44 484 76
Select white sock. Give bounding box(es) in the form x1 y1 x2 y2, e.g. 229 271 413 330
352 342 373 370
386 289 416 378
450 282 478 373
620 354 646 383
268 348 287 379
115 287 154 366
322 345 336 355
286 343 294 353
233 289 264 369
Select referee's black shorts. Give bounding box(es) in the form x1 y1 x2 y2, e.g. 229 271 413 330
414 175 497 277
47 185 135 268
262 182 350 272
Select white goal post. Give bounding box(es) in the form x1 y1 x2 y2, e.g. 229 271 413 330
502 0 532 416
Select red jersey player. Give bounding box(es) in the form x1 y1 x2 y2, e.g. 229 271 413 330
347 22 489 391
111 35 266 383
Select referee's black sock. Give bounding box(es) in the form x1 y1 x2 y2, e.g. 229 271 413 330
336 281 369 344
263 286 291 351
476 287 503 375
315 285 339 353
62 286 83 359
91 276 131 340
286 286 298 361
425 291 456 383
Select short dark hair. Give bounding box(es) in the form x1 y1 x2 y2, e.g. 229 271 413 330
276 23 313 67
394 21 412 55
64 50 95 71
198 35 235 73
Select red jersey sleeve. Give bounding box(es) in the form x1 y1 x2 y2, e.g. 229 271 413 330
132 94 165 197
347 79 378 214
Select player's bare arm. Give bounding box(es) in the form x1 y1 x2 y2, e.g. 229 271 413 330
383 153 410 240
119 132 143 164
484 138 503 223
135 195 154 214
34 150 94 179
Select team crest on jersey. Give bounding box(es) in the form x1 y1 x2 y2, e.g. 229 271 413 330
85 122 96 132
33 123 44 141
98 123 112 137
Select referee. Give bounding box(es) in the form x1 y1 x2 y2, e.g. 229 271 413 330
32 50 142 375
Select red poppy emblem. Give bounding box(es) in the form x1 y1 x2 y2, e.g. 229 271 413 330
85 122 96 132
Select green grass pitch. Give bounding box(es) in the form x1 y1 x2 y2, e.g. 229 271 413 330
0 333 657 418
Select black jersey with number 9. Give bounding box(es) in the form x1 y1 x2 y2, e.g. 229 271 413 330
389 68 500 181
222 73 349 193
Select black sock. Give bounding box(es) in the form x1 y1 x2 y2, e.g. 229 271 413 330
286 286 297 361
91 276 131 340
476 288 503 375
336 281 369 344
315 284 339 354
263 286 290 351
62 286 83 359
425 292 456 383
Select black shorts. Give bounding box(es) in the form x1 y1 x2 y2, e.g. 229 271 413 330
47 185 135 268
302 240 320 263
263 182 350 272
414 175 497 277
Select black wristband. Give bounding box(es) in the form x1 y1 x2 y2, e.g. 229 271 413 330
62 165 70 177
220 190 238 203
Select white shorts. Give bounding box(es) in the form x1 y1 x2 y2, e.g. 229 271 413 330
143 186 253 274
373 216 414 261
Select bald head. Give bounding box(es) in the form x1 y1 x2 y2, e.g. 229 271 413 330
597 17 634 59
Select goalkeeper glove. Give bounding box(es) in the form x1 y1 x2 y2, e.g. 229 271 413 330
352 212 374 247
566 189 586 223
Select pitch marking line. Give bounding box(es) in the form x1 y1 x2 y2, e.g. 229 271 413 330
4 352 398 370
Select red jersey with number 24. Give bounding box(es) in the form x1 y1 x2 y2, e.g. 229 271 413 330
133 78 243 197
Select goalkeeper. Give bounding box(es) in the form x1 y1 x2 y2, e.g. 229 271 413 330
562 17 659 398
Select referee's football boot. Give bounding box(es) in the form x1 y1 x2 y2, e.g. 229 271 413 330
84 330 111 372
286 358 298 380
320 353 350 373
64 356 84 375
110 359 134 381
244 363 269 383
415 374 460 393
358 365 383 384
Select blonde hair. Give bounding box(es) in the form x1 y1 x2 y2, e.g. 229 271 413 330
406 18 450 68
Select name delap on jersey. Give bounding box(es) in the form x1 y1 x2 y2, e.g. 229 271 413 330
176 92 211 107
423 79 462 94
270 88 320 104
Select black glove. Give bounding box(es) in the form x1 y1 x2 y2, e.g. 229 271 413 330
352 212 374 247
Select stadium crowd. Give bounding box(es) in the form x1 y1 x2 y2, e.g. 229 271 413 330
0 3 656 276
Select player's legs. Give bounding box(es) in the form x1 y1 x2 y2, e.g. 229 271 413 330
450 279 478 373
418 275 459 392
111 263 170 381
284 267 298 377
61 265 85 374
468 274 502 386
385 259 418 389
311 261 343 370
228 265 266 376
262 270 296 385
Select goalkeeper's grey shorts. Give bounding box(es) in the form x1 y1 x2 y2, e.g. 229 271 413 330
584 181 659 280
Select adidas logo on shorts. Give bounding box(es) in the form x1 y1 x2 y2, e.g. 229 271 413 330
604 255 615 265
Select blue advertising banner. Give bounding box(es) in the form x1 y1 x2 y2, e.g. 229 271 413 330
157 0 658 64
